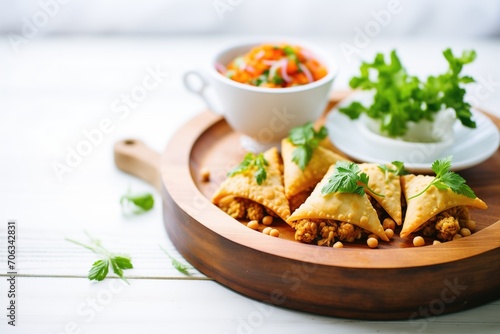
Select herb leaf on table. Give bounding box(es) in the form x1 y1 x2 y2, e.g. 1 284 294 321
160 246 194 276
120 190 155 214
66 232 133 283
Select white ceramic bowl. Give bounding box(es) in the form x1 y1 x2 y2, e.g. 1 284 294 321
183 39 337 151
355 115 455 163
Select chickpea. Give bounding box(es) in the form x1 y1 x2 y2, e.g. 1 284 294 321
433 240 441 245
269 229 280 238
368 233 379 240
453 234 463 240
466 220 476 232
262 227 272 235
200 167 210 182
247 220 259 230
413 236 425 247
367 237 378 248
262 215 273 226
460 228 471 237
384 228 394 240
333 241 344 248
382 218 396 231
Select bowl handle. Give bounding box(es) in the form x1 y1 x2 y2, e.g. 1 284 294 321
183 70 223 115
114 139 161 192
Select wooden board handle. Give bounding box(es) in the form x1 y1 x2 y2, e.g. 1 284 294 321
114 139 161 191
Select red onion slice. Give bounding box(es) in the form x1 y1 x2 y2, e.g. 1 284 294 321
299 63 313 83
255 50 265 60
215 63 226 73
281 59 292 83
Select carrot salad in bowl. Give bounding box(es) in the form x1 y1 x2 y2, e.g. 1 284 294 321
216 44 328 88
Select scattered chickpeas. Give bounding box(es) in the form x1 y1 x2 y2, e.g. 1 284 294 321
367 237 378 248
433 240 441 245
460 227 471 237
333 241 344 248
453 234 463 240
466 220 476 232
413 236 425 247
200 167 210 182
269 229 280 238
262 227 272 235
382 218 396 231
262 215 273 226
247 220 259 230
368 233 379 240
384 228 394 240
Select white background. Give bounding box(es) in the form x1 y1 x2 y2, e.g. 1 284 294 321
1 1 500 333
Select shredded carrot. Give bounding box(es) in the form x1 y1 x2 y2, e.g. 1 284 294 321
217 44 328 88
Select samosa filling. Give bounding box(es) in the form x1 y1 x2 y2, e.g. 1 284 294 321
418 206 472 241
367 195 389 221
293 219 364 246
217 196 276 221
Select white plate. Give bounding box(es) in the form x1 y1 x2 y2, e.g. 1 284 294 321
326 100 500 173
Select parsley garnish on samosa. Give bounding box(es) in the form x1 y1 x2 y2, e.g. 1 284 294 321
227 152 268 185
288 122 328 171
407 156 476 200
321 161 385 197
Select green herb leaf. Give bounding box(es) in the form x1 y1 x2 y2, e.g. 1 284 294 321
339 49 477 137
321 161 385 197
66 233 133 283
408 156 477 200
88 259 109 281
113 256 133 270
378 161 409 182
291 145 312 171
227 152 268 185
160 246 193 276
121 191 155 214
272 74 284 85
288 122 328 170
283 45 296 56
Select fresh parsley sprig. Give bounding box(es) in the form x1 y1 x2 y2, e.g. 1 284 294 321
288 122 328 170
66 232 133 283
160 246 193 276
227 152 268 185
339 49 477 137
407 156 476 200
378 161 409 182
321 161 385 197
120 189 154 214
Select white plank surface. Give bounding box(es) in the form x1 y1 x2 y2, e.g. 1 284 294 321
0 278 499 334
0 36 499 333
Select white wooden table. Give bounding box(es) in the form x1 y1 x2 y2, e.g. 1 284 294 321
1 36 499 334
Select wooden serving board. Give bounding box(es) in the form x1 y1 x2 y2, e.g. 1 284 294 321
116 92 500 320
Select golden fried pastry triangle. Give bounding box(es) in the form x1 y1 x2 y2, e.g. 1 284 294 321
359 163 403 225
212 147 290 221
287 164 389 241
281 138 348 205
400 174 487 238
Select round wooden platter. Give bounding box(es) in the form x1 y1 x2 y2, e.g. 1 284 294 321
114 93 500 320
